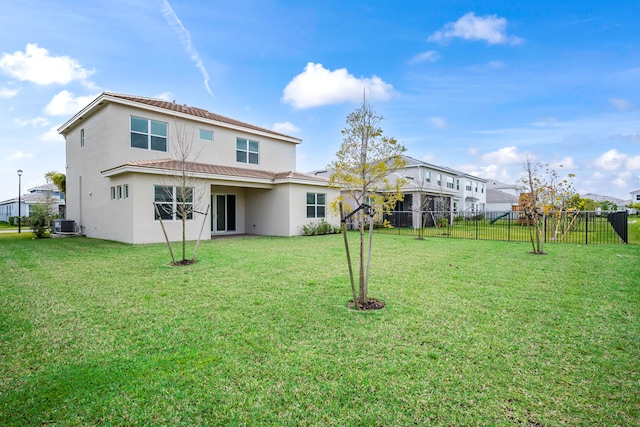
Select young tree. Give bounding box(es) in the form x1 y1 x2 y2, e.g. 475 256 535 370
519 156 576 253
156 119 208 265
330 98 407 309
45 171 66 194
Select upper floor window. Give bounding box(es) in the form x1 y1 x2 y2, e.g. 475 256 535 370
481 184 485 194
436 174 442 186
424 171 431 183
446 177 454 189
199 129 213 142
131 116 167 152
456 179 460 190
80 128 85 147
306 193 326 218
636 194 640 201
236 138 259 164
465 180 472 191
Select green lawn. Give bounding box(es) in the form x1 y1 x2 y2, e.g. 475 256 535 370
1 234 639 426
629 215 640 244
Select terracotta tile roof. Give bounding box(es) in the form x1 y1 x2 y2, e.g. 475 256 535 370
103 92 299 141
103 159 329 184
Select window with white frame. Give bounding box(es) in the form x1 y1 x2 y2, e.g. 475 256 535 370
236 137 259 164
481 183 485 194
306 192 326 218
437 174 442 186
446 176 454 189
111 184 129 200
130 116 167 152
424 171 431 183
80 128 85 147
199 129 213 142
154 185 193 220
465 180 472 191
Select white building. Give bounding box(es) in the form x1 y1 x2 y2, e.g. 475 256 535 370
58 92 338 244
0 183 65 223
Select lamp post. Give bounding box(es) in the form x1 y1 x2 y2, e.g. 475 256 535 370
17 169 22 233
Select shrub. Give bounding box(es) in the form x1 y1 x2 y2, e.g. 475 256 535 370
302 219 340 236
29 204 51 239
436 217 449 227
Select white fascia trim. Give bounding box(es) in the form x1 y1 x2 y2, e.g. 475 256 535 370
101 165 275 188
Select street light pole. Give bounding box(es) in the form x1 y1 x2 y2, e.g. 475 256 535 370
17 169 22 233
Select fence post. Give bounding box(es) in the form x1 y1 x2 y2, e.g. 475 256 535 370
475 214 479 240
585 211 588 245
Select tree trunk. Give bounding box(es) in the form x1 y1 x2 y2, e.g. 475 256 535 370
358 210 366 306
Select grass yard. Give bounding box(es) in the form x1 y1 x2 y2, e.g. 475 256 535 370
629 215 640 245
1 233 639 426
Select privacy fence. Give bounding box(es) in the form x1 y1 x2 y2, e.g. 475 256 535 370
373 210 629 244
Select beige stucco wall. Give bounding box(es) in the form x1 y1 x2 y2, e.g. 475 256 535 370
64 100 303 243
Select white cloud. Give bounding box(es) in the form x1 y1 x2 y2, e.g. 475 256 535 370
155 91 173 101
408 50 441 65
272 121 300 134
428 12 523 45
480 146 527 165
40 125 64 142
551 156 577 170
44 90 99 116
0 87 20 98
6 150 35 161
613 171 632 188
427 116 447 129
610 133 640 143
626 155 640 170
532 116 559 127
593 148 627 171
282 62 395 109
13 116 49 127
609 97 633 111
161 0 213 99
0 43 94 86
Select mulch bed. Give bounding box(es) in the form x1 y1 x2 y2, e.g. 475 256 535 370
348 298 386 310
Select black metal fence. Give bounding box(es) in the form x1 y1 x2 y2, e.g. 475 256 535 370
375 210 628 244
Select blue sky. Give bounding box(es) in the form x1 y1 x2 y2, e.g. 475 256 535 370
1 0 639 202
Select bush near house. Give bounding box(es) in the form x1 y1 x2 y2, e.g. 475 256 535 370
302 219 341 236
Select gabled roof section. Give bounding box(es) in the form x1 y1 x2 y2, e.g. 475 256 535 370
58 92 301 144
487 188 519 204
401 155 487 182
101 159 329 184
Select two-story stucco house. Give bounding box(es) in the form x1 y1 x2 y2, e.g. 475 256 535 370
314 155 487 228
58 92 338 244
390 156 487 225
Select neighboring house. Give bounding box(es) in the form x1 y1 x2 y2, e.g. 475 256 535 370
485 179 521 212
486 189 519 212
629 189 640 214
581 193 628 209
58 92 338 244
313 155 487 228
0 183 65 223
